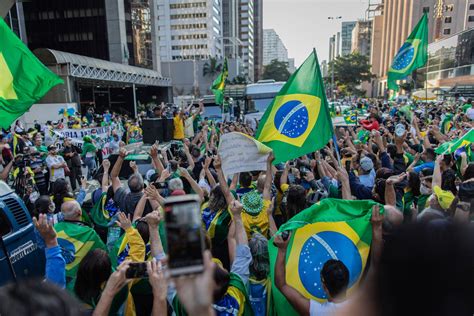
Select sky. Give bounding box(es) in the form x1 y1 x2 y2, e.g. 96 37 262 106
263 0 370 67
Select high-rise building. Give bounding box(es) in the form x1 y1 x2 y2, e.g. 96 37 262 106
351 20 372 56
341 21 356 55
253 0 263 81
432 0 474 40
239 0 255 81
22 0 161 71
263 28 288 65
328 34 336 62
156 0 223 62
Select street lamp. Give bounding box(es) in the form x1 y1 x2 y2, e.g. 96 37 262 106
328 16 342 101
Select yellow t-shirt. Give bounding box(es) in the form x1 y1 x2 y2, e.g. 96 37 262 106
242 199 271 239
173 116 184 140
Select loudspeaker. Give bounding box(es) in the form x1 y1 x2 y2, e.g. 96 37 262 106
142 119 165 144
163 118 174 142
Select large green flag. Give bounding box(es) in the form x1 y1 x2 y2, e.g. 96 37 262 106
54 221 107 290
387 13 428 91
0 19 63 129
256 50 333 163
268 199 382 316
211 58 228 105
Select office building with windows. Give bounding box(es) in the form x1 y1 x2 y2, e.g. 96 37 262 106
156 0 223 62
341 21 356 56
263 28 288 65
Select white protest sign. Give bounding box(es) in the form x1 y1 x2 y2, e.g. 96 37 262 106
218 132 272 177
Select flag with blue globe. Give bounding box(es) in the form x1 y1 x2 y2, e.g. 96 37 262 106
388 13 428 91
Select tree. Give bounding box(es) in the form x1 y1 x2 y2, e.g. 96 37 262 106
262 59 291 81
203 57 222 77
231 75 248 84
327 53 374 96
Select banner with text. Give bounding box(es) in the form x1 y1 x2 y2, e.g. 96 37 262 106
218 132 271 178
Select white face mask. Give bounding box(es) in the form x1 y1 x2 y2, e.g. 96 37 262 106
420 184 432 196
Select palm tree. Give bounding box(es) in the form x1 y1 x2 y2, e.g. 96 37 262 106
203 57 222 77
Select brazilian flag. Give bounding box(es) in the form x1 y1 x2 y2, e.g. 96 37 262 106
256 50 333 164
268 199 382 316
344 114 357 125
54 221 107 290
211 58 228 105
0 19 63 129
435 128 474 154
388 13 428 91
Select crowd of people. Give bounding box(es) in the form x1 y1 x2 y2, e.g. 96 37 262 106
0 97 473 316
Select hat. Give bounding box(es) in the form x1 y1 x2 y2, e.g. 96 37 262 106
145 169 156 182
170 189 186 196
433 186 455 210
241 190 263 215
47 144 57 151
360 156 374 172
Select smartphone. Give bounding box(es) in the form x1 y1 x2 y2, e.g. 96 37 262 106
164 195 204 277
126 262 148 279
345 160 351 173
288 161 295 168
152 181 168 189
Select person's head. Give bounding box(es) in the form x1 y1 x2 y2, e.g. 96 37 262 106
34 135 43 146
0 279 84 316
463 163 474 181
34 195 55 216
74 249 111 305
213 264 230 302
256 174 266 193
407 171 421 196
241 191 264 215
320 259 350 299
127 174 144 193
359 156 374 175
286 184 307 219
239 172 252 188
47 144 58 155
440 154 453 171
61 200 82 221
135 220 150 244
64 137 72 147
168 178 184 192
208 185 227 211
430 186 455 211
249 233 269 280
421 148 435 162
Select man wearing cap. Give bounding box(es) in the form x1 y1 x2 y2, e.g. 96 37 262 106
417 186 455 223
358 156 376 188
240 153 277 239
45 144 67 190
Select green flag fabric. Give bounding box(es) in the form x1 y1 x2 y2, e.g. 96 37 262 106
268 199 382 316
211 58 228 105
441 114 454 134
435 128 474 154
54 221 107 290
256 50 333 164
387 13 428 91
0 19 63 129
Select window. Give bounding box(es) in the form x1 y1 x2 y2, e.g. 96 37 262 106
445 4 454 12
423 6 430 13
445 16 452 23
0 210 12 237
443 28 451 35
470 4 474 10
469 15 474 22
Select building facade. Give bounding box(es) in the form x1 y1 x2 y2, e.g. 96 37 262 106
351 20 372 56
341 21 356 56
433 0 474 40
239 0 255 81
156 0 223 62
253 0 263 80
262 28 288 65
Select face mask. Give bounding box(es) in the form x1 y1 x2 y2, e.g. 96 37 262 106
420 184 432 196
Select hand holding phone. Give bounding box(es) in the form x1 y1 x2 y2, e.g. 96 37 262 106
126 262 149 279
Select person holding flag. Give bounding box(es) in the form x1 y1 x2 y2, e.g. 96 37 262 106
211 58 229 121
